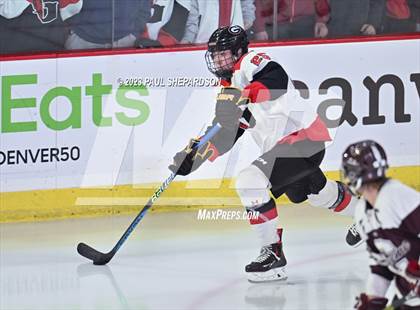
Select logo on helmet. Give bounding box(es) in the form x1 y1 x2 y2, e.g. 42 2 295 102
228 25 242 35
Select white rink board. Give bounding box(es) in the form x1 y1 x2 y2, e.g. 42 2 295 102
0 39 419 192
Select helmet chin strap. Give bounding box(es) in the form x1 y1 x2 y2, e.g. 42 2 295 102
234 48 244 62
352 178 363 196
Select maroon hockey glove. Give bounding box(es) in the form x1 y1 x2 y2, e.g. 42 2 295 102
406 260 420 296
215 87 249 132
406 260 420 280
168 139 218 176
354 293 388 310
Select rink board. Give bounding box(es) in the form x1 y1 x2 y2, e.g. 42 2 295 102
0 37 419 222
1 166 419 223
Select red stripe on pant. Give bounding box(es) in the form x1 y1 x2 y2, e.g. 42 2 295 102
334 191 351 212
249 207 278 225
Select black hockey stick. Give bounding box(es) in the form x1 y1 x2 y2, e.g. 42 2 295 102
77 124 221 265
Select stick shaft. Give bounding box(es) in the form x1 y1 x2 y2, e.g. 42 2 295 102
110 123 221 254
112 172 176 253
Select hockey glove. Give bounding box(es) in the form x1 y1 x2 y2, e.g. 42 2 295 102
406 260 420 281
354 293 388 310
215 87 249 132
406 260 420 294
168 138 219 176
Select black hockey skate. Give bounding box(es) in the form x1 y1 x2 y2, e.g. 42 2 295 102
246 229 287 283
346 223 363 247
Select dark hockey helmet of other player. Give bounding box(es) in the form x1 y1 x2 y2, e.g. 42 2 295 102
205 25 249 79
341 140 389 192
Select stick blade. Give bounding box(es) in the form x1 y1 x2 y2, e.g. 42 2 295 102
77 242 114 265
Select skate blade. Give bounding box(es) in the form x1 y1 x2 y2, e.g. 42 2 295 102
247 266 287 283
352 240 364 248
348 239 365 248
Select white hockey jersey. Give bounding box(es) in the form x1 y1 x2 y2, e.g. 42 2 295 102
227 50 330 153
354 179 420 300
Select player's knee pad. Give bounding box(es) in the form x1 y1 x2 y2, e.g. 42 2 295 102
236 165 271 207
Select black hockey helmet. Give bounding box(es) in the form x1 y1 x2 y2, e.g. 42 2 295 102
341 140 389 191
205 25 249 79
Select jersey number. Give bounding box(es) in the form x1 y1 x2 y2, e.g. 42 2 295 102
250 53 271 66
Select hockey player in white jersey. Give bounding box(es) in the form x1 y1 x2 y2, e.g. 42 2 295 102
341 140 419 310
169 25 359 282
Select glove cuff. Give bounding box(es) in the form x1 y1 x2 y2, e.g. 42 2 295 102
406 260 420 279
195 140 219 162
207 142 219 162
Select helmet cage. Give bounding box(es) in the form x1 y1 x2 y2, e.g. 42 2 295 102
340 162 364 193
205 50 238 80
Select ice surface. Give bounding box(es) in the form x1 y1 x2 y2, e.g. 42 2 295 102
1 205 368 310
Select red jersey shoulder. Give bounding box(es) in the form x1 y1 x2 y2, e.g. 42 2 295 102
249 52 272 67
233 51 273 82
235 51 272 71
